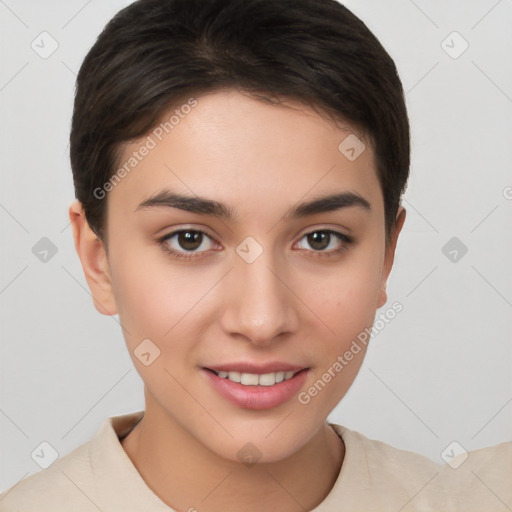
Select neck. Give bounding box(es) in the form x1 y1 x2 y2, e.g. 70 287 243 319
121 399 344 512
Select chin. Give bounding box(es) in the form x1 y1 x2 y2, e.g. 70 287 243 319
195 422 315 466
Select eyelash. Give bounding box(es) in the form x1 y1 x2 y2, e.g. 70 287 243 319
157 228 353 260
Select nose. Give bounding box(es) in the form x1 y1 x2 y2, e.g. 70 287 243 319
219 248 300 347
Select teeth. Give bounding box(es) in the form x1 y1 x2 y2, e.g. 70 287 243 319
241 373 259 385
215 370 298 386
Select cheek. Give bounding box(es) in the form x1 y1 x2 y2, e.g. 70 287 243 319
296 260 381 412
110 267 167 342
108 249 202 396
297 237 384 404
108 241 181 342
311 243 383 334
108 241 217 360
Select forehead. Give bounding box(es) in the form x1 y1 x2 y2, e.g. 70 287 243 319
107 89 381 221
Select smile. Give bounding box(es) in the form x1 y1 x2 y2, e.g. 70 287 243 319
210 369 300 386
201 367 310 410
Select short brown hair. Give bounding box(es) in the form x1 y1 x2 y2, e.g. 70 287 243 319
70 0 410 244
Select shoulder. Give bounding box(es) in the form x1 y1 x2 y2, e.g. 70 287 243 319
330 424 455 512
0 411 147 512
330 424 512 511
333 424 440 476
0 440 95 511
443 440 512 511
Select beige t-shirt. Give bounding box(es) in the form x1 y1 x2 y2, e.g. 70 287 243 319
0 410 509 511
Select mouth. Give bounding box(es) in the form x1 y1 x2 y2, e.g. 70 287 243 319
201 365 310 410
204 368 307 387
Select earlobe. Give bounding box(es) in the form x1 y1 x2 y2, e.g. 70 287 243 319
68 200 118 316
377 207 406 309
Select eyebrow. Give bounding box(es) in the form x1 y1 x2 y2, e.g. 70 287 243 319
135 189 371 220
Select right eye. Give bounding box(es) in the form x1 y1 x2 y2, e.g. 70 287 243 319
158 229 218 259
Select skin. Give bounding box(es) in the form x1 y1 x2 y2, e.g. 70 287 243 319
69 89 406 512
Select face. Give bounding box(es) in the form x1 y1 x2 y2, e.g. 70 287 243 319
72 89 404 463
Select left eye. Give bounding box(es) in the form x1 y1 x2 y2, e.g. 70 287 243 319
295 230 351 254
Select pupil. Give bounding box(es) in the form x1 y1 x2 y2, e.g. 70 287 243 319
179 231 201 251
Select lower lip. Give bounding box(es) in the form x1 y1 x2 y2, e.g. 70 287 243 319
201 368 309 410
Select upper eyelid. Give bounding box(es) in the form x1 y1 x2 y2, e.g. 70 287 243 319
160 228 217 243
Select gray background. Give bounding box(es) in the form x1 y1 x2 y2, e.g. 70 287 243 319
1 0 511 493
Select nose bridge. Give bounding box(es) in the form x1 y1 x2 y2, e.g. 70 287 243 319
221 237 298 344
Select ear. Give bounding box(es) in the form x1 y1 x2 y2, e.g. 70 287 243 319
377 206 406 309
68 199 118 316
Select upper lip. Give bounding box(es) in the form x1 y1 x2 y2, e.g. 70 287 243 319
204 362 309 374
